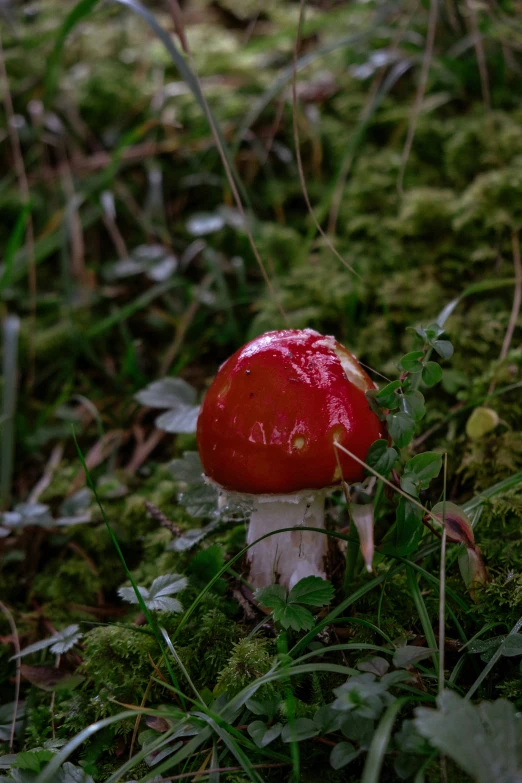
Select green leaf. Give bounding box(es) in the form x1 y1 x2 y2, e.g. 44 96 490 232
313 705 346 734
501 634 522 657
404 453 442 488
375 381 402 409
118 574 187 614
400 351 424 373
281 718 320 743
381 498 423 556
253 584 287 611
246 693 281 720
11 625 82 660
275 604 315 632
386 412 416 448
288 576 334 607
421 362 442 387
247 720 283 748
425 323 445 340
330 741 360 770
414 691 522 783
431 340 454 360
400 473 419 497
14 750 55 773
366 440 398 476
400 390 425 422
332 674 387 720
393 645 438 669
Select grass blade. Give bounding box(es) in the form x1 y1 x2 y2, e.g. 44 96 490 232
361 698 408 783
72 430 185 701
1 315 20 509
0 205 30 294
36 710 141 783
406 566 439 673
45 0 100 101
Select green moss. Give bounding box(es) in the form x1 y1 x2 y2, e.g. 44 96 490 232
215 637 275 696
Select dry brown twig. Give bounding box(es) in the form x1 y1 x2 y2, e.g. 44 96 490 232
0 33 37 373
0 601 21 752
489 231 522 394
397 0 439 195
466 0 491 110
292 0 360 279
165 0 288 323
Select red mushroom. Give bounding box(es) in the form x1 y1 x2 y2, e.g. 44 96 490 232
197 329 384 589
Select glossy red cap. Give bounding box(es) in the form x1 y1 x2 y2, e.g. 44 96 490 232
197 329 384 494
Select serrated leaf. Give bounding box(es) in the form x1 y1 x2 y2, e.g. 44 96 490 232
169 452 204 483
375 380 402 409
276 604 315 632
404 452 442 488
393 646 438 669
421 361 442 387
366 440 398 476
330 741 360 770
254 584 287 611
386 412 416 448
288 576 334 607
400 351 425 373
155 405 200 434
11 625 82 660
148 574 188 598
400 390 426 421
168 519 221 551
247 720 282 748
13 750 54 773
135 378 196 408
415 691 522 783
145 596 184 613
431 339 454 359
178 482 219 519
281 718 319 743
118 585 149 605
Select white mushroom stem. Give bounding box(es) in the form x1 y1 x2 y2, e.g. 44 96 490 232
245 490 328 590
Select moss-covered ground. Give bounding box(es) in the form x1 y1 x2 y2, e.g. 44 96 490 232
1 1 522 781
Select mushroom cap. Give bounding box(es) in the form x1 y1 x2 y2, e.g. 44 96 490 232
197 328 384 494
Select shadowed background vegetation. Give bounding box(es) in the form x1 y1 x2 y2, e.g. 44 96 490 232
1 0 522 780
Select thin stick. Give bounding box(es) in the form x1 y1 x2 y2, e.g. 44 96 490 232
292 0 359 278
28 442 64 504
466 0 491 110
334 441 441 527
489 232 522 394
159 763 291 781
397 0 438 194
501 232 522 357
0 601 21 751
164 0 288 322
438 454 448 695
0 33 37 373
